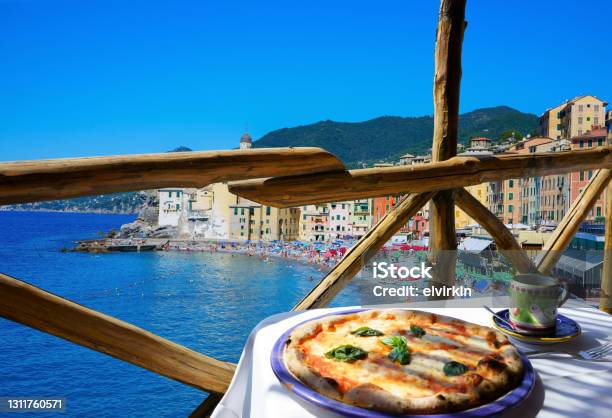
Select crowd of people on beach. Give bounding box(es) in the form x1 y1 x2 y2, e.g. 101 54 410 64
162 238 436 271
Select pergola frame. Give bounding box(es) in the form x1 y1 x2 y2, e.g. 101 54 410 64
1 1 611 416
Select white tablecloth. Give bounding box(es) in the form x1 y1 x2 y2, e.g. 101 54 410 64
212 300 612 418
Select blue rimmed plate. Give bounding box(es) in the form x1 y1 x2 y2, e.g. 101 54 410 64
271 308 535 418
492 309 581 345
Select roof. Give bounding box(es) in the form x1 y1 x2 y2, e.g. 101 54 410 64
572 126 608 139
400 153 415 158
471 137 492 141
458 237 493 253
240 132 252 143
554 250 604 274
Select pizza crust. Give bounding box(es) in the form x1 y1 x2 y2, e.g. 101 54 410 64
283 309 524 415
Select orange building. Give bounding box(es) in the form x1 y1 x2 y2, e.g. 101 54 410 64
569 127 609 220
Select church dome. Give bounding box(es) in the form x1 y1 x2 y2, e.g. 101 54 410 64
240 132 252 143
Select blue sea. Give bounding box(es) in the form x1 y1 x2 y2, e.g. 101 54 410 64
0 211 362 417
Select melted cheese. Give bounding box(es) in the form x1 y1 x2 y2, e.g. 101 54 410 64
298 311 509 399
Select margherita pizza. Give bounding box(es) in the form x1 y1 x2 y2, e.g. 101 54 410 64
283 309 524 415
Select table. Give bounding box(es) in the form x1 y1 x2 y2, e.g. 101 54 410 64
212 300 612 418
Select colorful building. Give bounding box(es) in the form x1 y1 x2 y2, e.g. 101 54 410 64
299 204 330 242
329 202 353 240
228 200 300 242
351 199 372 239
568 127 609 221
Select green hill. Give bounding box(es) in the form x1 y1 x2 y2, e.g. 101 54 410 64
253 106 538 165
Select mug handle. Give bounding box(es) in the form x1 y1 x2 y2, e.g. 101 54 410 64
558 282 570 307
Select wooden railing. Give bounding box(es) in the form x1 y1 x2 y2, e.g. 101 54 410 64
0 1 610 416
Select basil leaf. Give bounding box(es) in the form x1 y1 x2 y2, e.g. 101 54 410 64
351 326 384 337
388 346 411 365
380 335 407 348
410 325 426 338
325 345 368 362
443 361 468 376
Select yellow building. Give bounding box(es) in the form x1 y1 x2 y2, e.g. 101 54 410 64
455 182 488 228
539 95 607 140
537 102 565 139
229 198 300 242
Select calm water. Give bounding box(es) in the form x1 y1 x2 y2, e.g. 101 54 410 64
0 211 362 417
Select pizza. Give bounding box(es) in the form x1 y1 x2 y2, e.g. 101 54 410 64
283 309 524 415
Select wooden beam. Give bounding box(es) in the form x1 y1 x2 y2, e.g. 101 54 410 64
0 147 345 205
189 394 223 418
537 169 612 275
228 147 612 208
600 182 612 314
0 273 236 394
293 192 435 310
428 0 466 287
455 188 537 274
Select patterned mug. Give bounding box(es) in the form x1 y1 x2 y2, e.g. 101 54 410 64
509 274 569 335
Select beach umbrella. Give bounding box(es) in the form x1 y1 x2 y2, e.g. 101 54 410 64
329 249 338 255
338 247 347 254
323 251 333 258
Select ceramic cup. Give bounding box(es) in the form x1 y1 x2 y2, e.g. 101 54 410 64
509 274 569 335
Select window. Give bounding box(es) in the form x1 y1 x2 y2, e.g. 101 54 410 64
509 205 513 213
233 208 238 215
597 207 602 217
509 180 514 187
578 117 583 124
598 138 604 147
588 139 593 147
580 140 584 148
580 171 584 181
249 207 254 215
241 208 244 215
266 206 271 216
589 170 593 179
509 193 514 200
578 104 584 112
594 117 599 125
168 191 172 197
556 124 561 130
594 104 600 111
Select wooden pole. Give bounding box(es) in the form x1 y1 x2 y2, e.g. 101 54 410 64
228 147 612 208
537 169 612 275
293 192 435 310
428 0 466 289
0 148 344 205
600 183 612 314
455 188 537 274
0 273 236 395
189 394 223 418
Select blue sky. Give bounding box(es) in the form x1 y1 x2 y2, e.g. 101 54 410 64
1 0 610 161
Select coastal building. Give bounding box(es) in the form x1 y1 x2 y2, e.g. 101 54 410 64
569 126 609 221
373 195 400 223
398 153 414 165
469 137 492 150
454 182 488 229
228 198 300 242
299 204 330 242
158 188 188 227
351 199 372 239
558 95 607 138
328 202 353 240
537 102 566 140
